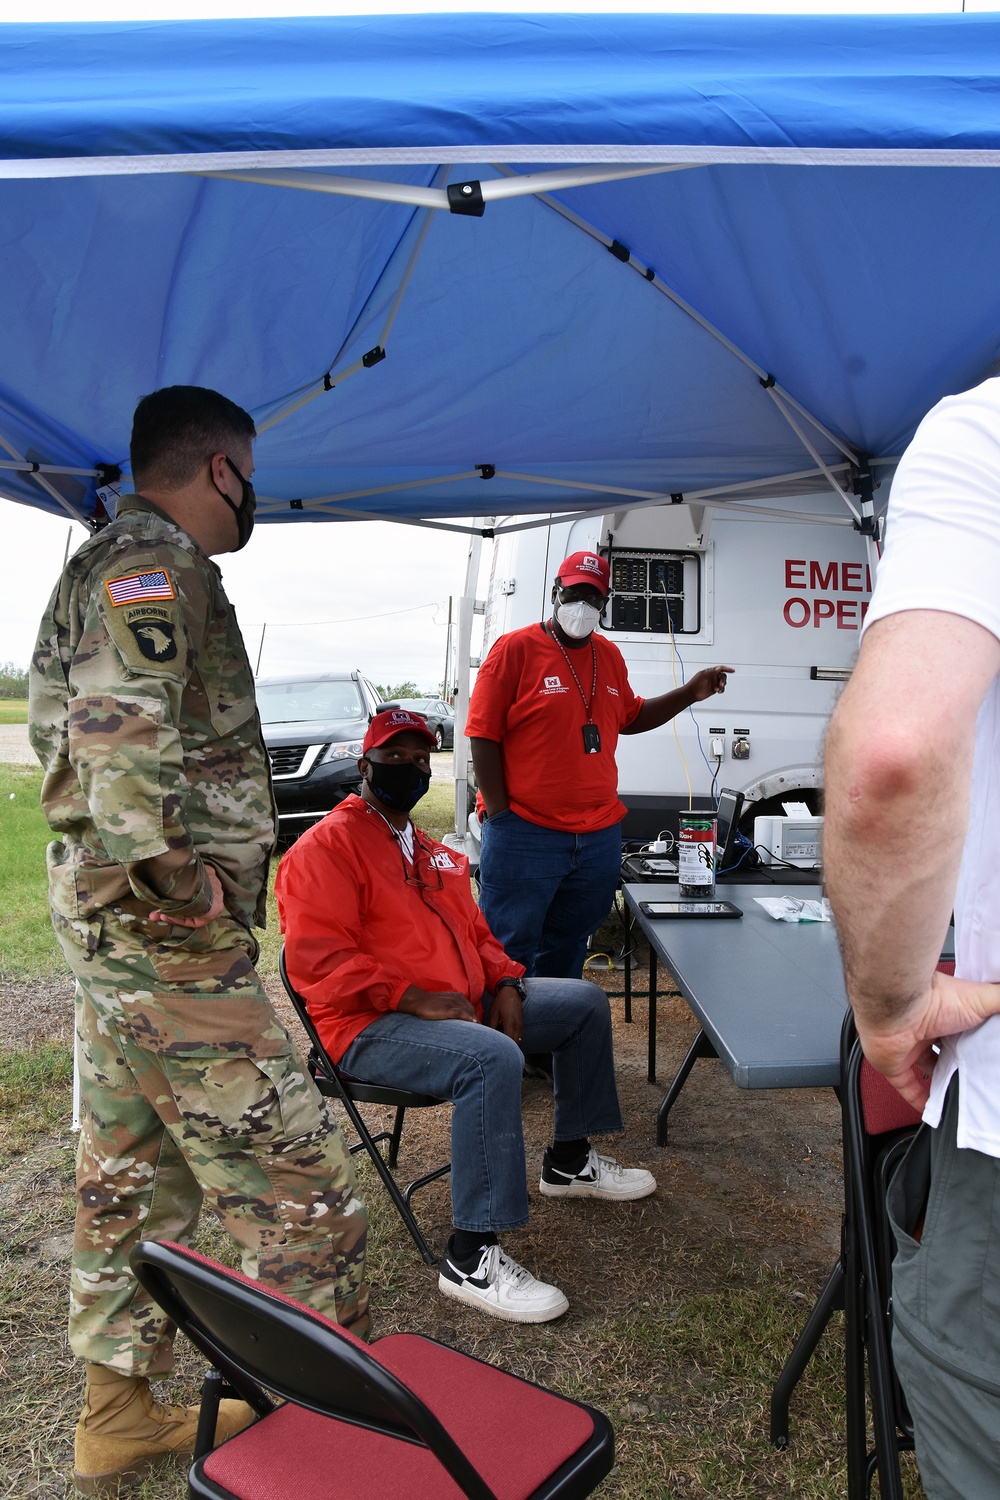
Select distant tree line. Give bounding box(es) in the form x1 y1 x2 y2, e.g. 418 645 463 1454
375 681 420 701
0 661 28 698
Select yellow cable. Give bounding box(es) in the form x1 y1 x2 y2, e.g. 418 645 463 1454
584 952 616 972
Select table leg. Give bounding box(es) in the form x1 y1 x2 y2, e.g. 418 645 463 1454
623 907 633 1024
769 1259 844 1450
646 949 658 1082
655 1028 717 1146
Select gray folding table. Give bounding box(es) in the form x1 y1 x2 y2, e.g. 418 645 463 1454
622 881 846 1146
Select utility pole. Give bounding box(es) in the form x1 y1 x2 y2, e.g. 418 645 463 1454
442 596 453 700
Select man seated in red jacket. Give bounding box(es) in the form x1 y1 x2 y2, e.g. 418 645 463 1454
276 707 655 1325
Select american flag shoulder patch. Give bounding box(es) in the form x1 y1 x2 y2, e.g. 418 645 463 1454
105 570 176 606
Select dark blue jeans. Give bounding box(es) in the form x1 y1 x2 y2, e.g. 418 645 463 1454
477 811 622 978
340 978 624 1233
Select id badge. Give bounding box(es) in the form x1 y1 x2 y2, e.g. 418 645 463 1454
582 723 602 754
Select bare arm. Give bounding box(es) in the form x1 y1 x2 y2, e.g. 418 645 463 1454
825 609 1000 1104
622 666 733 735
470 737 508 817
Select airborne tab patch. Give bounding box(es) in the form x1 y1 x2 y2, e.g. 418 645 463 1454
106 570 175 606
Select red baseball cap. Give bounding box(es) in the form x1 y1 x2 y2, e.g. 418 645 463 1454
363 707 438 754
556 551 611 597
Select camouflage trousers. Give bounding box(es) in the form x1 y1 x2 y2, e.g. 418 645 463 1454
55 904 369 1375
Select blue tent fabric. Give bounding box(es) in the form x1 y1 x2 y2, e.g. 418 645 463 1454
2 14 1000 526
4 15 1000 159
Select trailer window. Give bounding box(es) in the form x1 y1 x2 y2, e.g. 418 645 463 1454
602 549 700 635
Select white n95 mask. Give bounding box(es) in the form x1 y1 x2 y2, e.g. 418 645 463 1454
556 600 602 639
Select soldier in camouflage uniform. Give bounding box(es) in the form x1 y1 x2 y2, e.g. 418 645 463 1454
28 386 368 1495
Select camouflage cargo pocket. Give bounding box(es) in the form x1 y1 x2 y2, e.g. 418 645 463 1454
51 908 104 962
124 914 260 989
158 1051 326 1146
119 991 325 1145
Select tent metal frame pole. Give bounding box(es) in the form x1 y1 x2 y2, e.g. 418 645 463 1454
294 458 847 512
195 162 683 213
0 460 99 477
763 387 862 521
0 430 91 527
287 505 490 535
490 163 860 468
256 165 451 435
453 529 484 847
278 460 855 535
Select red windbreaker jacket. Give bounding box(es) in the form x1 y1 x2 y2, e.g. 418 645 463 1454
274 794 524 1063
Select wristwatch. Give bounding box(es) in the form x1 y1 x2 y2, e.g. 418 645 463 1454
495 976 528 1002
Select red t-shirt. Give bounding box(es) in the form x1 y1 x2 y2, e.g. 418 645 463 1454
275 796 523 1063
464 623 643 832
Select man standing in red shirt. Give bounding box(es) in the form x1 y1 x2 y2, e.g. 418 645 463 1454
276 707 656 1325
467 551 732 979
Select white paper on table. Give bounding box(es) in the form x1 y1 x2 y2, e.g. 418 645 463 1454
781 801 814 818
754 896 830 923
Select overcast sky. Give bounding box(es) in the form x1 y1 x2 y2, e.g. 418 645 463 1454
0 0 990 682
0 501 471 693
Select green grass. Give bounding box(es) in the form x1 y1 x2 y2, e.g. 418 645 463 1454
0 1050 927 1499
0 765 64 979
0 1043 73 1166
415 777 459 841
0 762 463 983
0 697 28 724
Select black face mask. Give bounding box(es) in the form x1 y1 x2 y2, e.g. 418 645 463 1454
213 455 257 550
366 759 431 812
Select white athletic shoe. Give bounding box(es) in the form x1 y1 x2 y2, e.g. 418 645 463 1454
438 1243 569 1324
539 1146 657 1201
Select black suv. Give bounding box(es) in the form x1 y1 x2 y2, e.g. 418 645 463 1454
257 671 385 838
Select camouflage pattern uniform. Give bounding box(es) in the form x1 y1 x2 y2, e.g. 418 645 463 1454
29 495 369 1374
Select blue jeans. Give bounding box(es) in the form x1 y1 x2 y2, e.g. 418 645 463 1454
339 978 624 1233
477 811 622 978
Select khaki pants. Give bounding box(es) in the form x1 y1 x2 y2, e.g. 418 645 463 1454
57 906 369 1374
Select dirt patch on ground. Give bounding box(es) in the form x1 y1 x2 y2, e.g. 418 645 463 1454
0 963 845 1281
1 945 895 1499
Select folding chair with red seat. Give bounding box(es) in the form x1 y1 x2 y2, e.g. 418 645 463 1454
130 1239 616 1500
278 945 450 1266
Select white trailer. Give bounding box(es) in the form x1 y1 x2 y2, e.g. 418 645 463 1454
451 491 875 850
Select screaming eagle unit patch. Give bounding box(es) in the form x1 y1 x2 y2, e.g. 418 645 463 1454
101 567 184 672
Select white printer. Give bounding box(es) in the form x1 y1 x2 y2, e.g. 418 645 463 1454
753 802 823 869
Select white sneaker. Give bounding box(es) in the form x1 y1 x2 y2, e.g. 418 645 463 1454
438 1243 569 1323
539 1146 657 1201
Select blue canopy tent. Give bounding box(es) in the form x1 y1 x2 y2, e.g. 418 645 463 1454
2 11 1000 549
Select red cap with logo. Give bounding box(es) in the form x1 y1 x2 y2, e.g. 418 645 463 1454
556 551 611 597
363 707 438 754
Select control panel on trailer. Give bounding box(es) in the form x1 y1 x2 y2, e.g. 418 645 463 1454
603 549 701 636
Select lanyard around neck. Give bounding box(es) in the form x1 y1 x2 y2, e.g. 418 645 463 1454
548 625 598 724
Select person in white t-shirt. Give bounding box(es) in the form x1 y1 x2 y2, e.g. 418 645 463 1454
826 375 1000 1497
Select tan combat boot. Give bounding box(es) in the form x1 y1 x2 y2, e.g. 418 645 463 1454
72 1362 255 1495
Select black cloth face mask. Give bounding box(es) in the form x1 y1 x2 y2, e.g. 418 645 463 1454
366 759 431 812
213 455 257 550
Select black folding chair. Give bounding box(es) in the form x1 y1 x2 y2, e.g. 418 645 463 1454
131 1239 616 1500
841 1011 922 1499
771 1008 923 1498
278 946 450 1266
